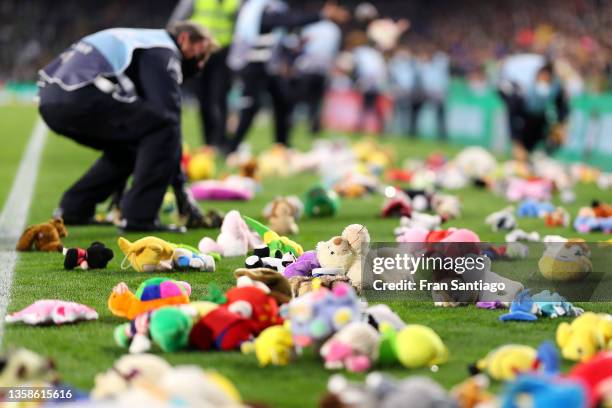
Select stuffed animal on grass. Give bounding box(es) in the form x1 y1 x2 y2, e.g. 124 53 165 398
16 218 67 252
378 323 448 369
431 194 461 221
91 354 172 399
0 348 58 388
517 199 555 218
263 196 303 235
234 267 292 304
485 207 517 232
243 215 303 257
190 305 256 351
5 300 98 326
224 283 283 334
119 237 215 272
538 239 592 281
505 228 540 242
198 210 263 257
506 177 553 202
381 194 412 218
241 324 294 367
114 306 194 353
556 312 612 362
394 213 442 235
63 241 114 270
183 146 216 181
107 277 191 320
287 282 361 348
470 344 537 381
566 351 612 407
316 224 370 288
320 322 380 373
544 207 570 227
304 185 340 217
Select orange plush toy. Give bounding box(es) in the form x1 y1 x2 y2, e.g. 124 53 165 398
16 218 67 252
592 201 612 218
108 278 191 320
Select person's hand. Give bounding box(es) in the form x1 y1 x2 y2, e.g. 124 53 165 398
322 1 350 24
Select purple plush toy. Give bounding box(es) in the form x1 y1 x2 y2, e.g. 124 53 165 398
283 250 320 278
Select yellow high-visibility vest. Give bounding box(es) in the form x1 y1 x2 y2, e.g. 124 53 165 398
191 0 240 48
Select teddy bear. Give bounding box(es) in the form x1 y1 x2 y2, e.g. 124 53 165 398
262 196 303 235
316 224 370 288
63 241 114 270
16 218 67 252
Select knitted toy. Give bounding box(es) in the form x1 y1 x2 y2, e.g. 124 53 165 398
304 185 340 217
243 215 303 257
63 241 114 270
241 324 294 366
114 306 193 353
517 199 555 218
16 218 67 252
556 312 612 362
0 348 58 388
470 344 537 381
262 196 303 235
538 239 592 281
287 282 361 348
198 210 263 257
316 224 370 288
320 322 380 373
485 206 517 232
107 278 191 320
5 300 98 326
378 323 448 369
91 354 172 399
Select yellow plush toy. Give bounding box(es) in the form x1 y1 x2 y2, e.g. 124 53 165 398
379 323 448 369
241 324 294 366
538 239 592 281
118 236 175 272
556 312 612 362
472 344 536 381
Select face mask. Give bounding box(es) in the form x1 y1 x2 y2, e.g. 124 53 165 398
181 57 201 79
535 81 551 97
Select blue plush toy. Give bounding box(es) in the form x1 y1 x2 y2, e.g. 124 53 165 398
501 375 586 408
499 289 538 321
517 199 555 218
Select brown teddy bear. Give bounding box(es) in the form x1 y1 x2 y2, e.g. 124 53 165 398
263 196 303 236
16 218 67 252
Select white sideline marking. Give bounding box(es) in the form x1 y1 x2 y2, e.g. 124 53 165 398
0 118 48 342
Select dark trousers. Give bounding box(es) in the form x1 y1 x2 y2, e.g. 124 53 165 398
38 83 181 224
357 89 385 133
195 47 231 147
297 72 326 134
231 62 292 151
499 89 547 152
409 96 447 140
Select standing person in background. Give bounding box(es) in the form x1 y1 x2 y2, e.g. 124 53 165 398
389 45 417 136
226 0 349 152
294 20 342 135
499 54 568 161
348 31 388 134
170 0 241 150
411 45 449 140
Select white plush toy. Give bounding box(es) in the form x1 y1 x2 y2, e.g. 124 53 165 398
485 206 517 232
316 224 370 288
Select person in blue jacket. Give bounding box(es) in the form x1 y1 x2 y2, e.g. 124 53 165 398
37 21 217 232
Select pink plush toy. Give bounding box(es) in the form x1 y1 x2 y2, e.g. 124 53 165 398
5 300 98 325
506 178 553 202
198 210 263 257
190 178 254 201
397 227 480 256
320 322 380 373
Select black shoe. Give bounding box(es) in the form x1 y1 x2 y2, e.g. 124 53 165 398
182 209 224 229
118 219 187 233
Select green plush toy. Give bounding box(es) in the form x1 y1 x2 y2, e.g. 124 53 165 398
304 185 340 217
114 306 193 353
243 215 303 257
378 323 448 369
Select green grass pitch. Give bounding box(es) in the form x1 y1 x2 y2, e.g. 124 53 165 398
2 105 611 407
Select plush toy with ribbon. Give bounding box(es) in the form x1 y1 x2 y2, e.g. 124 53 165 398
63 242 114 270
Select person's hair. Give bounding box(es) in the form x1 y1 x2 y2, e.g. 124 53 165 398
167 20 214 43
